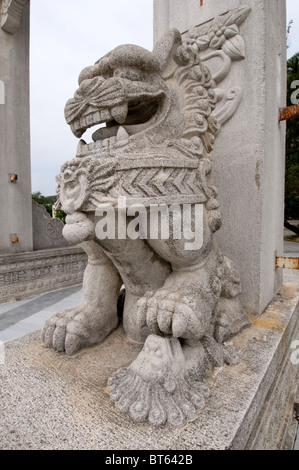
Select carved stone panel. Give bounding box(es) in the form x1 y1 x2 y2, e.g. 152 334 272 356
182 6 251 133
32 201 70 251
0 247 87 304
0 0 28 34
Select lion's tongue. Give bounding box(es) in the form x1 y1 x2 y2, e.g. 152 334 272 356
92 125 130 143
92 126 118 141
111 104 128 124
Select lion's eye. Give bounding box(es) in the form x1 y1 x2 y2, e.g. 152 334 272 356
114 68 144 81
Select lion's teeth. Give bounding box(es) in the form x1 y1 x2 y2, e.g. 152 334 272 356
86 114 94 126
111 103 128 124
100 109 112 123
71 124 84 138
80 116 87 129
116 126 129 143
77 139 87 154
93 111 101 123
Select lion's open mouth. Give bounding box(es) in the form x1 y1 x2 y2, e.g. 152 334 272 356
71 97 161 157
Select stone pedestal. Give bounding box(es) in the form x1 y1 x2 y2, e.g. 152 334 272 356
0 271 298 450
154 0 286 316
0 0 32 255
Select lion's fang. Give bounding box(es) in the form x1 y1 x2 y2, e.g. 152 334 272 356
116 126 130 143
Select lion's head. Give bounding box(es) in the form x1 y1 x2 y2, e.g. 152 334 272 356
57 29 222 243
64 29 218 160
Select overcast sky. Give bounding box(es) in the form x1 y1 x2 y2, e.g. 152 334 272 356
29 0 299 196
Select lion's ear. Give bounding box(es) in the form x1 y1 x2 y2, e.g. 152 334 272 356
152 29 183 78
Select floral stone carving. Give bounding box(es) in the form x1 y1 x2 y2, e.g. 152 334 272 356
42 6 252 427
0 0 28 34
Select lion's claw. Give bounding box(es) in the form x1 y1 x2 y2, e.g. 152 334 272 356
137 290 204 339
42 303 118 355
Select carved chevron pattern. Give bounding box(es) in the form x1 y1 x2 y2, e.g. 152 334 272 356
120 166 205 199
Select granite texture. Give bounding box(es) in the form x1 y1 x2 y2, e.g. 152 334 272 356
1 272 298 450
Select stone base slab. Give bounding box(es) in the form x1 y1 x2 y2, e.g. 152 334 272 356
0 271 298 450
0 246 87 305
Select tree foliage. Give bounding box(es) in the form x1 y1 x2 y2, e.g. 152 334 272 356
32 191 66 223
285 52 299 220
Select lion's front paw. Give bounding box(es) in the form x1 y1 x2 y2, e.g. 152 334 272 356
137 290 204 340
42 303 118 355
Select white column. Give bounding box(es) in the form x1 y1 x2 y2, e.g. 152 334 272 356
154 0 287 315
0 0 33 254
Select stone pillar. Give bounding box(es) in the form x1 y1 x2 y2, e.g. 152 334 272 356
0 0 32 254
154 0 286 316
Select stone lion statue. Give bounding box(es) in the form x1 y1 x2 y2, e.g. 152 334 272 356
42 27 251 427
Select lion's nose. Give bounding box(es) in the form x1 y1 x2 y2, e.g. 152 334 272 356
79 76 104 97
